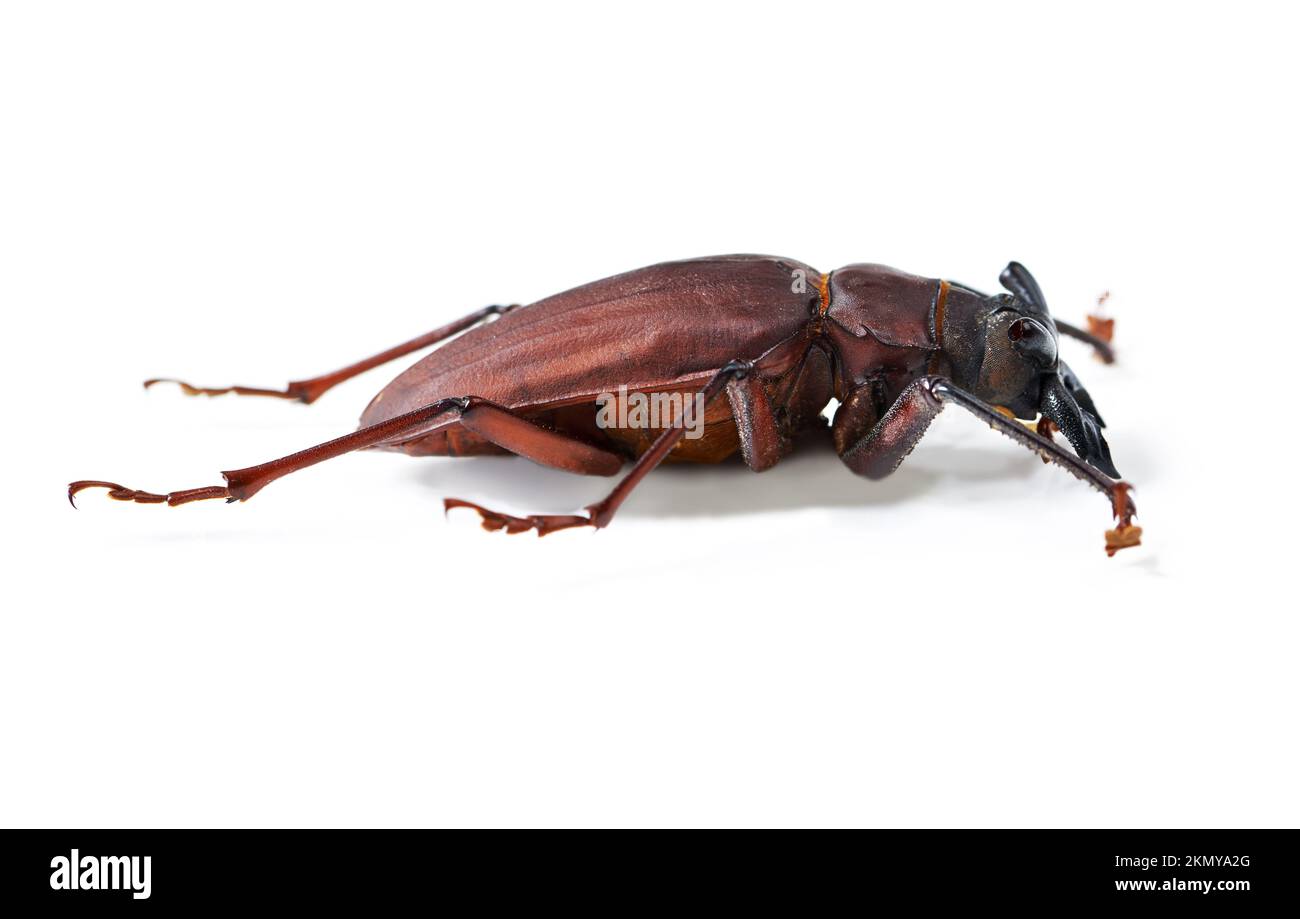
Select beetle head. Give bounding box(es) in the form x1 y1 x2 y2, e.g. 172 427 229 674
948 262 1119 478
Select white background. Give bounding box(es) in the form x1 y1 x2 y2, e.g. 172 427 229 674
2 2 1295 828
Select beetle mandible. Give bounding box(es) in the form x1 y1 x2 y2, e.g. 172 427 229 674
69 255 1142 555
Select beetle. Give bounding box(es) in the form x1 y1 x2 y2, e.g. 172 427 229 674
69 255 1141 555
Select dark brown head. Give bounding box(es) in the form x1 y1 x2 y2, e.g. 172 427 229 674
943 262 1119 478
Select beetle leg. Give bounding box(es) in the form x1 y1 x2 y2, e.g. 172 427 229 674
1054 319 1115 364
70 397 475 507
936 379 1140 554
70 395 625 509
726 370 784 471
144 304 519 404
456 403 624 476
835 376 1141 555
444 360 766 535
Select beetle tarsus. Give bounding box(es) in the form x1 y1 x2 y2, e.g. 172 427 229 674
67 480 231 508
1087 313 1114 344
1104 481 1142 556
443 497 595 536
143 378 318 403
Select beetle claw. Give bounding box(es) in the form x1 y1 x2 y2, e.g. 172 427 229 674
443 497 594 536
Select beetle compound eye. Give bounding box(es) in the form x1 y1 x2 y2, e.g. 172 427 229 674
1009 318 1056 367
1009 317 1048 343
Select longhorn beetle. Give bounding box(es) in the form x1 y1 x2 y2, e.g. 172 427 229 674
70 256 1141 555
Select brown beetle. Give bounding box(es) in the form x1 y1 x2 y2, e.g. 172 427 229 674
70 255 1141 554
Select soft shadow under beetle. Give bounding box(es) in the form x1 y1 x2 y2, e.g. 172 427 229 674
70 255 1141 554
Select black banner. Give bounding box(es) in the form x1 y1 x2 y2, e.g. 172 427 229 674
0 830 1293 909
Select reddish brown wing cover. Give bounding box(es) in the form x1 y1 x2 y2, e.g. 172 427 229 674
359 255 818 430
